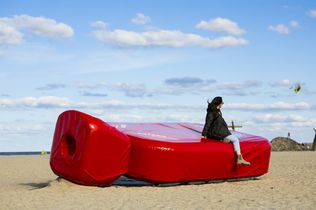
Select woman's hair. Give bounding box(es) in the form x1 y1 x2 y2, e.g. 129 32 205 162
207 96 223 112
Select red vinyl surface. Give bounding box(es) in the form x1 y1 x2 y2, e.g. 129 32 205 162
50 110 271 186
50 110 130 186
111 122 271 183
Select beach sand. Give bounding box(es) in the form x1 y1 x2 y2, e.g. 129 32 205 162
1 152 315 210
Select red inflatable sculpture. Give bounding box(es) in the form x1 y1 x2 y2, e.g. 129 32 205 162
50 110 130 186
50 110 271 186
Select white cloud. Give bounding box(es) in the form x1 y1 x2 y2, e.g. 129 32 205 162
104 113 198 123
0 15 74 45
290 20 299 28
270 79 291 87
196 17 245 36
154 83 214 96
75 79 262 97
0 96 199 111
226 101 310 111
268 24 289 34
93 16 248 49
73 79 310 98
93 29 247 48
131 13 151 25
74 78 223 97
253 114 305 123
91 20 108 29
164 77 216 88
36 83 67 91
111 83 149 97
75 82 151 97
268 20 299 35
308 9 316 17
0 96 71 108
11 15 74 38
0 21 23 44
253 114 316 128
81 91 108 97
75 81 107 89
221 91 248 96
0 96 313 114
218 80 262 90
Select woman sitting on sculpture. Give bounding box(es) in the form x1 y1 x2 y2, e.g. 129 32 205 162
202 96 250 165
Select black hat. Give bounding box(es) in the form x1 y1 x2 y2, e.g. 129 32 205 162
211 96 223 106
207 96 223 111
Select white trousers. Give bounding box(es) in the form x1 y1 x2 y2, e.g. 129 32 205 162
224 134 241 153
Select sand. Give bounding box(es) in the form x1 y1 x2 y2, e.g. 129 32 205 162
1 152 315 210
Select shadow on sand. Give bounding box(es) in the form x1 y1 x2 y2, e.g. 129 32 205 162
20 181 51 190
20 176 260 189
113 176 260 187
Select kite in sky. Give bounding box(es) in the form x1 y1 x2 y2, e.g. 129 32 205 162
291 83 301 94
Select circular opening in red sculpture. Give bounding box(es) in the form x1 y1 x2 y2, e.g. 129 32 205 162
61 134 76 157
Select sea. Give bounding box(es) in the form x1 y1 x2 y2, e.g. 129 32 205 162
0 151 51 156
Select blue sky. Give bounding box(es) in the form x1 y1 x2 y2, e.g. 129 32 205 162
1 0 316 151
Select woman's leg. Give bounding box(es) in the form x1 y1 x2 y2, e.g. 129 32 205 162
224 134 250 165
224 134 240 153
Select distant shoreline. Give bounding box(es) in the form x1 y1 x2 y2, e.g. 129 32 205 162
0 151 51 156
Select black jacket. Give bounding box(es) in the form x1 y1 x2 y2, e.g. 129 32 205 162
202 109 231 140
